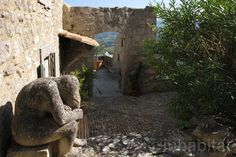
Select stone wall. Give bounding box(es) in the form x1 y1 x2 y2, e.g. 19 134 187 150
62 3 71 32
112 34 125 90
0 0 63 156
113 34 124 71
63 6 156 95
120 7 156 94
63 6 134 37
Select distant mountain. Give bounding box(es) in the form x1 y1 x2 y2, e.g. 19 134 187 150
94 32 119 55
95 32 119 47
95 32 119 38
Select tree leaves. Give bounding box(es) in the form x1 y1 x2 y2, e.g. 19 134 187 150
144 0 236 120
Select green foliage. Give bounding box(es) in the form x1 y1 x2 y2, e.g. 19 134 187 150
177 119 190 130
71 64 93 100
145 0 236 120
94 42 106 55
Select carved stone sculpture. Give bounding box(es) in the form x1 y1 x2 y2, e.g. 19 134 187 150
11 75 83 157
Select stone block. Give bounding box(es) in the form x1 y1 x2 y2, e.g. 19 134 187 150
7 145 52 157
0 73 3 85
4 64 15 76
46 1 52 10
0 41 11 65
0 19 3 29
38 0 46 6
17 14 24 23
6 23 15 37
16 27 22 34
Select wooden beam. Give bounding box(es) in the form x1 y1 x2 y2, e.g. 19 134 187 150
58 29 99 47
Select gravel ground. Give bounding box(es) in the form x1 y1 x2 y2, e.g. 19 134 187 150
72 92 200 157
69 69 212 157
93 68 121 97
89 93 178 136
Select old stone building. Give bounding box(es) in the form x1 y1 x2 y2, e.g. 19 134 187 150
0 0 63 156
63 5 156 94
0 0 62 107
0 1 156 156
0 1 98 156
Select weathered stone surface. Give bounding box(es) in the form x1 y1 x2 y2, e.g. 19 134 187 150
38 0 52 10
192 123 234 151
191 119 236 156
6 23 15 37
74 138 87 147
0 41 11 64
102 146 110 152
228 142 236 154
63 6 154 38
0 73 3 85
7 145 52 157
0 0 62 131
0 19 3 29
17 15 24 23
137 153 154 157
63 5 156 94
4 64 15 76
0 0 62 154
11 76 82 157
38 0 47 6
65 147 82 157
45 0 52 10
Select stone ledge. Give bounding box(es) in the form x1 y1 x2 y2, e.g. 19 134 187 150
7 144 52 157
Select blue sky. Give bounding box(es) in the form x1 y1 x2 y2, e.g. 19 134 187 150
64 0 181 8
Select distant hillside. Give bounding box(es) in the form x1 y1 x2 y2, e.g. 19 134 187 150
95 32 119 47
94 32 119 55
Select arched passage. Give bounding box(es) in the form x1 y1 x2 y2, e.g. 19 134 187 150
63 5 157 95
93 31 121 97
63 6 133 37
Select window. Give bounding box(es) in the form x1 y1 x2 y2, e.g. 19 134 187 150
37 53 55 78
48 53 56 77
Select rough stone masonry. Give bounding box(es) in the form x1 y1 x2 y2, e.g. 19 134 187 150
63 5 157 94
0 0 63 156
1 1 157 156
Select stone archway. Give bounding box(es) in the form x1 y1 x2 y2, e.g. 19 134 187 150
63 6 135 37
63 4 157 95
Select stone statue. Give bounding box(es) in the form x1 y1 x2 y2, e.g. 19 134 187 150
11 75 83 157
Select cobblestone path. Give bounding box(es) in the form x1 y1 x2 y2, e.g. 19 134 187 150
90 68 178 136
73 69 197 157
93 68 122 97
74 92 197 157
89 93 177 137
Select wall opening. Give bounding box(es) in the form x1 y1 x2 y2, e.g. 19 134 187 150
93 31 122 97
37 50 56 78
